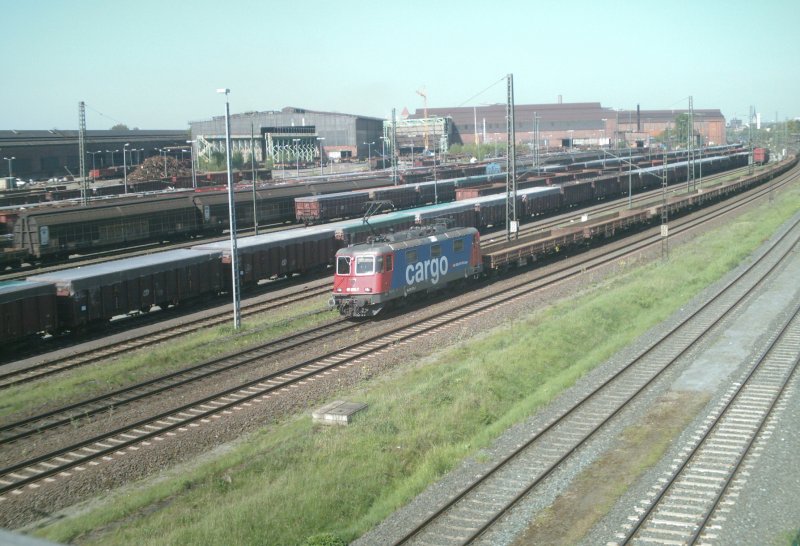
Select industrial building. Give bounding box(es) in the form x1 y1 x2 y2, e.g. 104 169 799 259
0 130 188 181
408 102 726 151
189 107 384 166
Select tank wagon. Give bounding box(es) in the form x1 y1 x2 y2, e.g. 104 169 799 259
331 225 482 317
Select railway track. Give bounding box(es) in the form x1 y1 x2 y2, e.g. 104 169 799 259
1 164 795 504
617 301 800 545
384 177 800 545
0 318 355 446
0 280 332 389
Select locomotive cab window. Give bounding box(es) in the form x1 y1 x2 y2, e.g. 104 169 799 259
454 239 464 252
336 256 351 275
356 256 375 275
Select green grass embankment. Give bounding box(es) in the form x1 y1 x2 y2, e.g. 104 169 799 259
33 181 800 546
0 300 334 420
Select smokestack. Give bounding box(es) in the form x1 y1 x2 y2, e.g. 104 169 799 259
558 95 562 104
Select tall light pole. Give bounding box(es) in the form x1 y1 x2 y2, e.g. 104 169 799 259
316 137 325 174
157 148 168 178
217 87 241 330
292 138 301 177
249 118 258 235
186 140 197 188
379 136 386 169
87 151 101 170
123 143 130 193
3 156 14 178
363 141 374 168
87 151 102 178
107 149 118 167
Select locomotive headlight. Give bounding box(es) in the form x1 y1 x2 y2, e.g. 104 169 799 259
364 288 372 292
336 288 342 292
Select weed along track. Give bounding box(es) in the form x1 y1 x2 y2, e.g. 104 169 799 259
617 302 800 546
0 280 332 389
0 319 355 448
1 165 797 523
387 215 800 545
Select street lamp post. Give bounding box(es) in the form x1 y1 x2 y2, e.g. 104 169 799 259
217 87 241 330
186 140 197 189
156 149 168 178
363 141 374 169
292 138 301 178
3 156 14 178
379 136 386 169
107 149 118 167
87 151 102 179
316 137 325 175
123 143 130 194
249 119 258 236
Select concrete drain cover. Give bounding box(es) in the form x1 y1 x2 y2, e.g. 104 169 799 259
312 400 368 425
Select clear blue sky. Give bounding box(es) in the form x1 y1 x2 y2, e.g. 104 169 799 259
3 0 798 130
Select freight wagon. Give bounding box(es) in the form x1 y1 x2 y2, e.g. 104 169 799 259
753 148 769 165
295 191 371 224
13 194 203 260
27 248 224 330
0 280 58 345
193 228 339 288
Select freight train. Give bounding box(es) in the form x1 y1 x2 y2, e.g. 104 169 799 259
0 150 781 347
331 153 795 317
1 163 495 268
1 147 743 268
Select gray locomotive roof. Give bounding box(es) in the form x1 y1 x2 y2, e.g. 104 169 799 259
27 248 222 293
193 227 335 255
294 190 370 201
337 226 477 255
0 280 56 304
518 186 562 197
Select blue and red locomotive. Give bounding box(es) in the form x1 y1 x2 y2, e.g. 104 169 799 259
331 226 483 317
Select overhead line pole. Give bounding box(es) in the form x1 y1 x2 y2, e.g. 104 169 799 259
505 73 517 241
